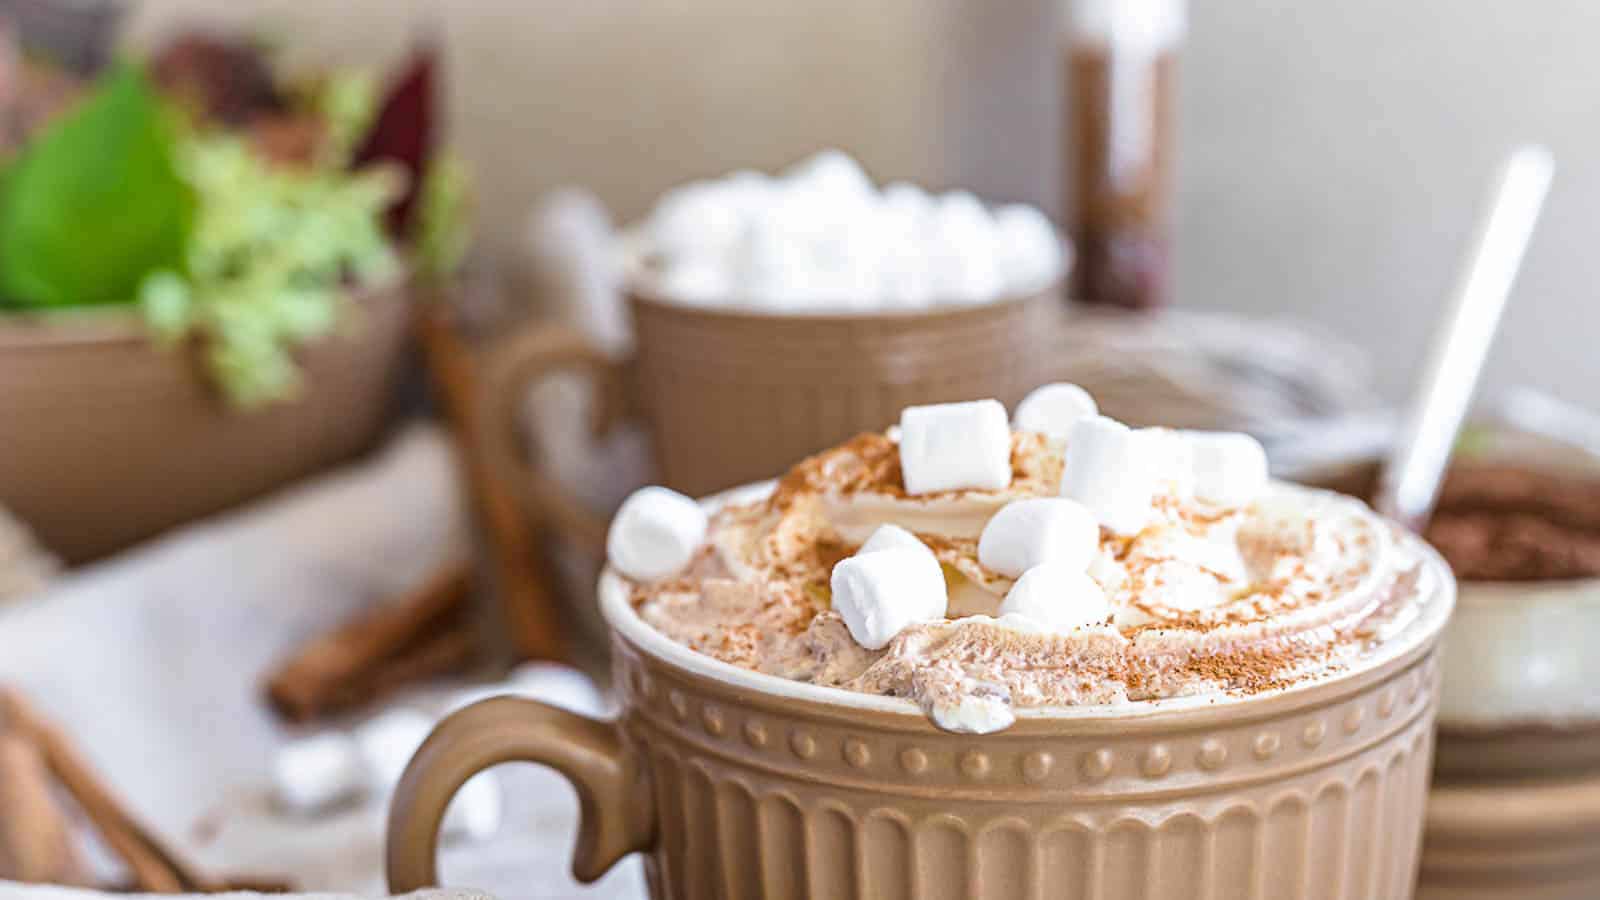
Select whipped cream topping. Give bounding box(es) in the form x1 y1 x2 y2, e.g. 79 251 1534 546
629 430 1433 732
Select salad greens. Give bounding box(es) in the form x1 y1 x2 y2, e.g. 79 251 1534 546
0 67 193 309
138 135 400 407
0 49 454 408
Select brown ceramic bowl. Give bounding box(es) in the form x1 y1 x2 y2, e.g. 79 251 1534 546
387 483 1454 899
1418 772 1600 900
0 281 412 563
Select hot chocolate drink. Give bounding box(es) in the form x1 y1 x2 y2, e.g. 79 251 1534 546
390 382 1454 900
615 386 1442 733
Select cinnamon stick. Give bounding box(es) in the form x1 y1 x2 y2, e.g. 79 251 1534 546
321 617 477 713
0 732 89 886
415 300 567 661
0 688 219 893
264 559 473 722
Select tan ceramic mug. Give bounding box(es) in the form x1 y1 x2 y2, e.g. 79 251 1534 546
387 483 1455 900
478 286 1065 531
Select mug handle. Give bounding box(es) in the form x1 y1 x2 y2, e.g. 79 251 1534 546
386 696 655 889
478 324 635 556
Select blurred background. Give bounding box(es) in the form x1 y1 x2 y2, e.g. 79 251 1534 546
2 1 1598 899
125 0 1600 400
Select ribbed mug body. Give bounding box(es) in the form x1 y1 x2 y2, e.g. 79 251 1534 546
610 603 1444 900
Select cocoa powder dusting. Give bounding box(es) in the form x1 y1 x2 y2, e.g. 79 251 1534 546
630 428 1425 718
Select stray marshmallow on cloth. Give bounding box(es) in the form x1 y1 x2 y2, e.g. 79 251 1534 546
273 732 365 815
1012 383 1098 443
354 708 436 792
1187 431 1269 509
445 662 611 718
898 399 1012 495
1060 415 1160 536
354 708 502 842
998 563 1111 633
977 498 1099 578
831 546 948 649
607 486 708 580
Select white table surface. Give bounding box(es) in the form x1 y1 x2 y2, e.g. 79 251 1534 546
0 425 645 900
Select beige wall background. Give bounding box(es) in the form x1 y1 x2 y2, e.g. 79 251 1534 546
126 0 1599 407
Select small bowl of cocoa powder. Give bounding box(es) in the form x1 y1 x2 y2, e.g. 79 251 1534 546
1294 419 1600 778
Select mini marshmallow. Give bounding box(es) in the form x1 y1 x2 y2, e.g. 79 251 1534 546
926 192 1005 304
354 707 501 842
354 708 434 792
636 153 1063 312
273 732 364 815
648 180 750 262
998 563 1110 632
977 498 1099 578
783 148 874 199
929 681 1015 734
881 180 934 220
993 204 1065 292
607 486 708 580
1060 415 1159 536
1188 431 1269 509
1087 550 1129 596
1141 427 1196 499
444 770 503 843
898 399 1012 495
657 258 734 306
1012 382 1098 442
830 547 948 649
858 523 932 556
508 662 610 717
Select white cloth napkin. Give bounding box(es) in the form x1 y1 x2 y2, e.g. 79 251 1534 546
0 425 645 900
0 887 490 900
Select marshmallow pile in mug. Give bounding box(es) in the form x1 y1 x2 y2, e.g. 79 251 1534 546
627 149 1066 311
607 382 1269 650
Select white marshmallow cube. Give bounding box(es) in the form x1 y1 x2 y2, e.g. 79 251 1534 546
443 770 503 843
1060 415 1159 536
1188 431 1269 509
354 707 501 842
607 486 708 581
1141 427 1196 499
648 180 750 263
783 148 874 199
831 546 948 649
273 733 364 815
858 523 932 557
354 708 435 793
926 192 1004 304
1012 382 1098 442
928 681 1015 735
977 498 1099 578
998 563 1111 632
508 662 611 717
898 399 1012 495
993 204 1065 292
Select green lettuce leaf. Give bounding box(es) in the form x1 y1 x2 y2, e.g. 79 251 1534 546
0 65 195 308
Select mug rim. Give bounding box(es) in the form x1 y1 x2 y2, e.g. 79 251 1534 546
599 481 1457 727
625 279 1062 324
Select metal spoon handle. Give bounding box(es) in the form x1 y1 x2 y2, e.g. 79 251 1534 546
1375 145 1554 532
